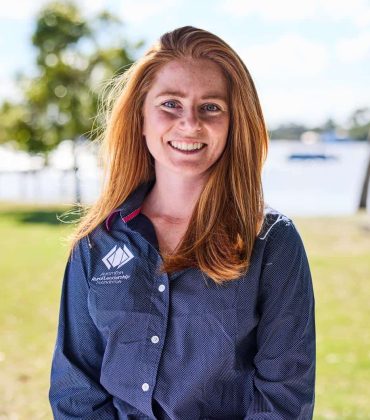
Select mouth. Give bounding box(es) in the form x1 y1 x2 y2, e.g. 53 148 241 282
168 140 207 154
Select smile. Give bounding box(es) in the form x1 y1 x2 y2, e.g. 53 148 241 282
169 141 206 151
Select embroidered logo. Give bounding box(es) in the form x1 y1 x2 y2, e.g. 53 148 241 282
102 245 134 269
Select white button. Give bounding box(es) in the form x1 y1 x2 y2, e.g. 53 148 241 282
142 382 149 392
158 284 165 292
151 335 159 344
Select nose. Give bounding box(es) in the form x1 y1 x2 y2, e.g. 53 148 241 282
178 107 202 133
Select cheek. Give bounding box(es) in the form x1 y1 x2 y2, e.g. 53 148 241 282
209 116 230 142
155 110 179 126
144 110 175 136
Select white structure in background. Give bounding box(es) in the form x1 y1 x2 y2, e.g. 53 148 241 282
300 131 321 145
0 140 102 205
0 143 44 172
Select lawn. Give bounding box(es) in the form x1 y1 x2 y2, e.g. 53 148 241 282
0 204 369 419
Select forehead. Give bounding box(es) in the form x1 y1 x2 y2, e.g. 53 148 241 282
149 58 228 95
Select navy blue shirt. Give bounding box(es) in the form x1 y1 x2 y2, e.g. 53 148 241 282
49 181 316 419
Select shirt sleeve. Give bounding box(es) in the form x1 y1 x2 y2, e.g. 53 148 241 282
245 220 316 420
49 238 119 419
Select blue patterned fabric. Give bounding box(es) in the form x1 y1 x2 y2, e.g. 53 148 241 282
49 181 316 419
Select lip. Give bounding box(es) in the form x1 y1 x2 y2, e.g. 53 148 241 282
168 141 207 153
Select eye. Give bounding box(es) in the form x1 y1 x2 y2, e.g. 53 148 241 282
202 103 220 112
162 100 178 109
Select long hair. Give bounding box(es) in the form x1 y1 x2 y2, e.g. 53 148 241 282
70 26 269 284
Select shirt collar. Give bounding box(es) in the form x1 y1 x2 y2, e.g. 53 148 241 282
105 178 155 231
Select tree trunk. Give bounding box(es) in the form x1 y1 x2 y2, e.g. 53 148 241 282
72 137 81 204
358 131 370 210
358 151 370 210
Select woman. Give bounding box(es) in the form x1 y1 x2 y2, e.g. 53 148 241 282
49 26 315 419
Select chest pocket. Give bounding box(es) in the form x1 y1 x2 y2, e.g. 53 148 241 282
87 258 155 332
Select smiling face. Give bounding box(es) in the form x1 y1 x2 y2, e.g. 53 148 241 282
142 57 230 181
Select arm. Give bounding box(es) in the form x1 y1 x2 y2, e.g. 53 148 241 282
245 221 316 420
49 238 118 419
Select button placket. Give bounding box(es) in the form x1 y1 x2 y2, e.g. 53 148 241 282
139 268 169 408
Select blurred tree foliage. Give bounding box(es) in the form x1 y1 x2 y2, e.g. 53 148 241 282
348 107 370 141
0 1 142 155
268 123 308 140
269 110 370 141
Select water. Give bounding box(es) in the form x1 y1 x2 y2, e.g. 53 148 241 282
0 140 369 217
262 140 369 217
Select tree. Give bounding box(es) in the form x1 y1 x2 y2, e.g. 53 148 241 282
348 107 370 141
0 1 142 201
269 123 308 140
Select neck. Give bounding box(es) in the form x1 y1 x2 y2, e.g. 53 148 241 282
143 168 208 223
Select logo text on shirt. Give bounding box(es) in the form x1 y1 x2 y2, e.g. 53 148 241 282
102 244 134 269
91 270 130 285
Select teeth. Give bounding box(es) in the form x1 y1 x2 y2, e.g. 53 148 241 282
170 141 205 151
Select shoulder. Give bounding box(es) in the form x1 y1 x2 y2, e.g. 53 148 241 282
257 205 294 241
256 205 308 259
69 235 93 274
256 206 310 273
254 208 313 300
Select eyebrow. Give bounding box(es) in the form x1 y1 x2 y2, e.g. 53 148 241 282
155 90 228 102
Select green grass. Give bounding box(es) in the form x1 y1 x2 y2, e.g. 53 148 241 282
295 213 370 419
0 204 74 419
0 204 369 419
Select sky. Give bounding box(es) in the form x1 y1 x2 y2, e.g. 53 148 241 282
0 0 369 129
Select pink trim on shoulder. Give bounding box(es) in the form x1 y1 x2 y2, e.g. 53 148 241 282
105 210 119 231
122 206 142 223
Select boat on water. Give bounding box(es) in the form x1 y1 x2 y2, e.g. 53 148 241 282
288 153 337 161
